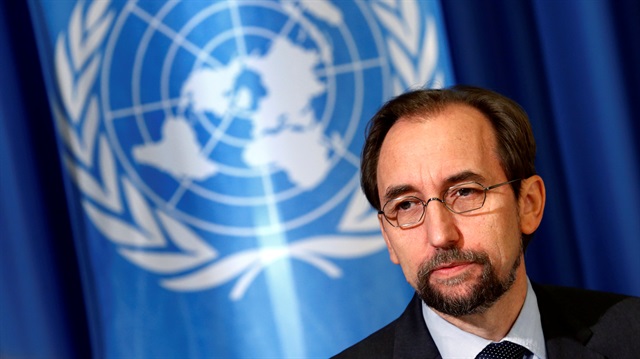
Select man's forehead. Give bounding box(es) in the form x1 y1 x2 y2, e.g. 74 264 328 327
376 105 502 195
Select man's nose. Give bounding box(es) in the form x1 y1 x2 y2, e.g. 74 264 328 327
423 199 461 248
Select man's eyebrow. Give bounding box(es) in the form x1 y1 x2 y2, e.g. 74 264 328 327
383 184 418 202
444 171 487 186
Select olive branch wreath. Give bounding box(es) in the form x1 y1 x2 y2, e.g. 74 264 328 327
52 0 439 299
372 0 444 91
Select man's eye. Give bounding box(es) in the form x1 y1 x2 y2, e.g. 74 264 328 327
449 186 482 199
394 198 421 212
456 188 475 197
397 200 415 211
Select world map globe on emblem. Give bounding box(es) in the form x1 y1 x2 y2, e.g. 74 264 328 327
102 1 388 236
133 34 330 190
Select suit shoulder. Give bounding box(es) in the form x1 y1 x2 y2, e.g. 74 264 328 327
535 284 640 337
537 284 639 323
534 284 640 358
331 320 396 359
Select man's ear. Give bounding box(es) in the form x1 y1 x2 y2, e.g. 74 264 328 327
379 215 400 264
518 175 546 235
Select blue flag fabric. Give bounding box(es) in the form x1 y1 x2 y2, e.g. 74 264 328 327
27 0 454 357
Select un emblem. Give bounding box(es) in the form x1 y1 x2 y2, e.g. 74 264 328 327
54 0 443 299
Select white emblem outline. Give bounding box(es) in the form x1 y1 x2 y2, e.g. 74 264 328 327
53 0 440 299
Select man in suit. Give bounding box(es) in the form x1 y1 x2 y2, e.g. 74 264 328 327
333 86 640 358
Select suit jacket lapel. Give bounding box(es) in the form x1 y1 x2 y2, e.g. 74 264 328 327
533 284 605 359
393 294 442 359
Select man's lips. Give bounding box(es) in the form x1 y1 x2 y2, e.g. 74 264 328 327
429 261 476 276
418 249 490 283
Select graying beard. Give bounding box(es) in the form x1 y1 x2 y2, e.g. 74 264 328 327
417 246 522 317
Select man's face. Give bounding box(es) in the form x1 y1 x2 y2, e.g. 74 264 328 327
376 104 526 316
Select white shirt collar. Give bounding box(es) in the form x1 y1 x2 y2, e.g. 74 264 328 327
422 278 546 359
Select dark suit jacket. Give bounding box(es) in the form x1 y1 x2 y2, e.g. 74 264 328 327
332 284 640 358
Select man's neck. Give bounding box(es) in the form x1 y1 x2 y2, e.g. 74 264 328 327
432 261 529 341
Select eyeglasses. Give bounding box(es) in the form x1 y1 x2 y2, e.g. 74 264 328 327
378 179 521 228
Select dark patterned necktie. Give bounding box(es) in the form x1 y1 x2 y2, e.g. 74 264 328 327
475 341 530 359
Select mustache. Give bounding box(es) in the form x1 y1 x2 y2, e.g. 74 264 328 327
418 248 490 277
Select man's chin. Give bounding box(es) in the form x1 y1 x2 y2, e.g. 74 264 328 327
417 264 496 317
427 277 480 303
420 282 493 317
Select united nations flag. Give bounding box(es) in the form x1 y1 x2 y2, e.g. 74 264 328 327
28 0 454 357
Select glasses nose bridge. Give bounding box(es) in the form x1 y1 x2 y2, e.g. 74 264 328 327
415 196 453 228
423 196 446 209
